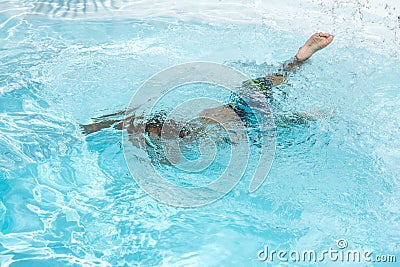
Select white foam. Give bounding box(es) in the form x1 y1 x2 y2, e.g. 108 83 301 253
0 0 399 58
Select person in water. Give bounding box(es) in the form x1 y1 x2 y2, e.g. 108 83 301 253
81 32 334 145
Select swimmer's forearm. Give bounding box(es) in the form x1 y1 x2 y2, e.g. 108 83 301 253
284 56 304 71
264 56 304 87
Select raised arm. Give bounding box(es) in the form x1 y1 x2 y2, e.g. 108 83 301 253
267 32 334 86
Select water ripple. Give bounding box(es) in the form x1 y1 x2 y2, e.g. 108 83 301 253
0 4 399 266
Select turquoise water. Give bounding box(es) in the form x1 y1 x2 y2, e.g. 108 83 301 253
1 2 400 266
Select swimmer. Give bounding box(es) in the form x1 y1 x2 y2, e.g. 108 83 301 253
81 32 334 143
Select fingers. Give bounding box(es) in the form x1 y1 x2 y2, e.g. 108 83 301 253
315 32 334 38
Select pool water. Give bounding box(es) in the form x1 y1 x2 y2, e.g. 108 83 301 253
1 1 400 266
